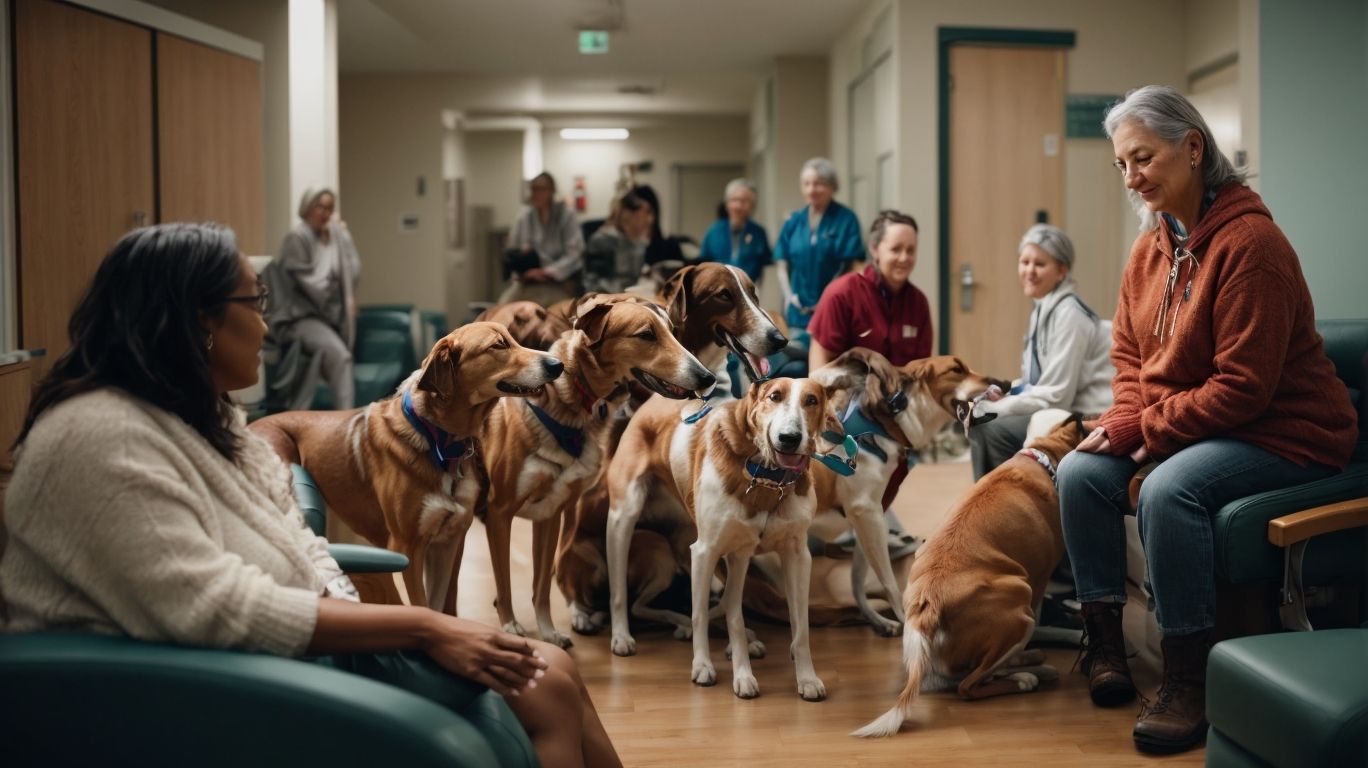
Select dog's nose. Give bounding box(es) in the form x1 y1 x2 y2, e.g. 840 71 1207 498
543 357 564 379
777 431 803 452
695 369 717 389
765 328 788 353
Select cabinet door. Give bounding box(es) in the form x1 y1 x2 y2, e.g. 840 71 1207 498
15 0 155 363
156 33 265 255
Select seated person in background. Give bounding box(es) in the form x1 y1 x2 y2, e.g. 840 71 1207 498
584 192 653 294
698 177 771 285
807 210 932 557
970 223 1114 480
774 157 864 336
0 223 621 768
500 171 585 307
629 184 687 266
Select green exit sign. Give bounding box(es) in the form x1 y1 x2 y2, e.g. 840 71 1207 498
579 30 609 54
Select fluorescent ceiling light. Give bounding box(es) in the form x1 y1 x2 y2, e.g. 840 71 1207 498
560 128 629 141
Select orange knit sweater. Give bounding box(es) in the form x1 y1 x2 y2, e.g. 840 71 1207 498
1099 184 1357 468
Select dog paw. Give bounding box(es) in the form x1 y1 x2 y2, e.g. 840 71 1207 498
733 673 760 699
542 628 574 649
672 625 692 641
871 616 904 637
569 606 603 635
691 660 717 687
747 638 767 659
502 620 527 637
797 677 827 702
1010 648 1046 667
610 633 637 657
1008 672 1040 691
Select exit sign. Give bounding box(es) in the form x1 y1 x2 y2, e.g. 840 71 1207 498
579 30 609 54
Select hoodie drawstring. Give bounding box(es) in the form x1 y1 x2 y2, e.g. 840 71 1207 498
1153 246 1199 343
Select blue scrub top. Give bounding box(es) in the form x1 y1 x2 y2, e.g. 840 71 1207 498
773 200 863 329
698 219 771 283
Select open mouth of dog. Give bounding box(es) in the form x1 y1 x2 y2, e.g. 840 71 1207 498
717 328 772 380
497 380 546 397
631 368 694 400
772 450 810 473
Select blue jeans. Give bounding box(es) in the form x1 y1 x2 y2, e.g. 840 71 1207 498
1058 439 1336 635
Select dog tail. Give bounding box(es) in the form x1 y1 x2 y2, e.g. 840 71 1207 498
851 598 936 738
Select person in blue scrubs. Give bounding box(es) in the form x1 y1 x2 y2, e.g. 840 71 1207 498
773 157 864 331
698 178 771 285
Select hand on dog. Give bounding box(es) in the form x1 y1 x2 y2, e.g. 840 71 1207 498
522 267 551 283
423 615 549 697
1077 425 1111 454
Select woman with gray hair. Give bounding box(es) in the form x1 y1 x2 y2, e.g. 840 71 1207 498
263 186 362 410
1058 85 1355 755
970 223 1113 480
773 157 864 332
698 177 771 283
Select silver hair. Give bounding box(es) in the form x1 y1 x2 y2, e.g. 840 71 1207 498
297 185 336 220
1104 85 1246 231
800 157 839 191
1019 224 1074 270
723 177 757 200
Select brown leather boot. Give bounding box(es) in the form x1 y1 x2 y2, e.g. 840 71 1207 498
1078 601 1136 706
1133 630 1211 754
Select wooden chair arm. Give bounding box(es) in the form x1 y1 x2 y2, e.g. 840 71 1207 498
1267 497 1368 548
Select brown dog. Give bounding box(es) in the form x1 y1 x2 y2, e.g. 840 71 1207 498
475 300 571 351
250 322 563 612
853 415 1086 736
479 295 717 648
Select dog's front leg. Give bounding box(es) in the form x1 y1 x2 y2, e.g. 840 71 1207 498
722 549 759 698
848 504 905 636
484 509 525 636
532 513 572 648
606 476 648 656
689 540 722 687
778 538 826 701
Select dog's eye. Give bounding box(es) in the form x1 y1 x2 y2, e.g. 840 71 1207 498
715 290 732 303
635 329 657 342
491 339 509 350
803 395 818 407
769 391 782 402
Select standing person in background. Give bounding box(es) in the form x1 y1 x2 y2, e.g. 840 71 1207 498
501 172 585 306
774 157 864 334
583 192 654 294
264 186 361 410
698 178 771 286
971 224 1114 480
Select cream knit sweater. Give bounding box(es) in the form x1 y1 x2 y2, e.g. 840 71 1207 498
0 388 344 656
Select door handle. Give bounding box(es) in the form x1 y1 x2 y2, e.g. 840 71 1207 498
960 264 976 312
132 210 148 228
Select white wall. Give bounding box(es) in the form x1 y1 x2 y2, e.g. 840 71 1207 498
771 57 831 221
287 0 339 217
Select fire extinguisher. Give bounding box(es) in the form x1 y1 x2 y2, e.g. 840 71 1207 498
573 176 587 213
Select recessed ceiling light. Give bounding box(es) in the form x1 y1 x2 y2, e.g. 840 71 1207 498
560 128 630 141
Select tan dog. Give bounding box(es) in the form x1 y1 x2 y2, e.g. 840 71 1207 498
475 300 572 351
805 350 1007 635
479 295 716 648
554 264 787 635
854 416 1087 737
606 378 840 701
250 322 563 612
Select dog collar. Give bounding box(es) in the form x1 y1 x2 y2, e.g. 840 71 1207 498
812 434 859 476
682 391 715 424
744 460 801 497
402 389 475 475
1018 447 1057 488
826 397 892 462
526 402 585 458
569 370 610 420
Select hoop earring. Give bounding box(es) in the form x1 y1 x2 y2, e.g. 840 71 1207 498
206 334 215 351
1190 156 1198 170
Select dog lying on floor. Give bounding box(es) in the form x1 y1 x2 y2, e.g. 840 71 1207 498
478 294 717 648
606 377 841 701
250 322 563 612
853 415 1087 737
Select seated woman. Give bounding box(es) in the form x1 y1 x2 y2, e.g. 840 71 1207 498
0 223 621 768
583 192 653 294
807 210 932 557
698 177 771 285
500 171 585 307
1061 85 1356 755
970 224 1114 480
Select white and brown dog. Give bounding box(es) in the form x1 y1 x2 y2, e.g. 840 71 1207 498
250 322 563 612
807 350 1007 635
854 416 1086 737
479 295 716 648
606 377 840 701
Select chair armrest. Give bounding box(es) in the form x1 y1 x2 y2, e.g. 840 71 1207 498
329 542 410 573
1268 497 1368 547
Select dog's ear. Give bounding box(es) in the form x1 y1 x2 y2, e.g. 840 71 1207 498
813 395 845 455
664 265 696 331
416 337 458 395
574 299 616 349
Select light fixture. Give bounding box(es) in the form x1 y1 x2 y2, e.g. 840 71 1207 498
560 128 629 141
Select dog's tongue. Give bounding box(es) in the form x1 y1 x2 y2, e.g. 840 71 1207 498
747 353 771 379
775 452 809 472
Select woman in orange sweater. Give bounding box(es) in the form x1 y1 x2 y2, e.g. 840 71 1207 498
1058 86 1357 755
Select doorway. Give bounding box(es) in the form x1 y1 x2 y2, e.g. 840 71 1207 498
672 163 744 246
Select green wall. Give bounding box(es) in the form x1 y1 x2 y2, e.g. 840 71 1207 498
1260 0 1368 320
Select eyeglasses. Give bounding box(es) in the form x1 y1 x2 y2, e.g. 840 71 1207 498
222 287 270 314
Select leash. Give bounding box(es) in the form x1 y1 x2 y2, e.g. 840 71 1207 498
954 385 1003 438
1017 447 1058 489
526 402 586 458
402 389 476 475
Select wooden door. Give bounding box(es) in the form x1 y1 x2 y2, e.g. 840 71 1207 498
157 33 265 254
948 45 1065 381
15 0 155 364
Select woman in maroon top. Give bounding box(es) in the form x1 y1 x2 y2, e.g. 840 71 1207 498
806 210 932 559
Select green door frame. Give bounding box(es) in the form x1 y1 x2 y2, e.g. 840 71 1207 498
936 26 1076 353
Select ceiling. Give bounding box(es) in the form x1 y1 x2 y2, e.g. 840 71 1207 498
337 0 868 114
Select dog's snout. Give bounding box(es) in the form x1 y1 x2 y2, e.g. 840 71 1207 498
695 369 717 390
777 431 803 452
543 357 565 379
764 328 787 354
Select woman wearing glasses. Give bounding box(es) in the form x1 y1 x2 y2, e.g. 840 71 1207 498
1059 85 1356 754
1 223 622 768
264 186 362 410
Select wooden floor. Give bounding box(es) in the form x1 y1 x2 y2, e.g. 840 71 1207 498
449 458 1205 767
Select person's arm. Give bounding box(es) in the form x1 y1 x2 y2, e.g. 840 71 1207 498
809 337 835 371
837 208 865 271
912 287 934 360
805 285 849 369
773 216 800 310
697 221 721 263
1096 250 1146 456
542 207 585 282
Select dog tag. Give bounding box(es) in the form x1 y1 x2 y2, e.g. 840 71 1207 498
843 435 858 458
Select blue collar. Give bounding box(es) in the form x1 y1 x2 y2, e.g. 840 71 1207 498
745 461 802 493
823 399 893 462
402 389 475 474
526 402 585 458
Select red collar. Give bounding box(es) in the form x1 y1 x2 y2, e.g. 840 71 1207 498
569 370 600 415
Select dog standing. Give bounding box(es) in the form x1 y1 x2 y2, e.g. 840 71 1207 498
250 322 563 612
854 416 1086 736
